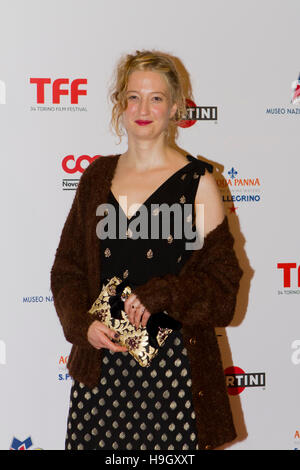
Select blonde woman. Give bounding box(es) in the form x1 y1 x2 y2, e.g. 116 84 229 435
51 49 243 450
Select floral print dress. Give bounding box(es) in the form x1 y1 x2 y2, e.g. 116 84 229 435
65 154 213 450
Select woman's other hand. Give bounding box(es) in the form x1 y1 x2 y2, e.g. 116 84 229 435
87 320 128 352
124 293 151 328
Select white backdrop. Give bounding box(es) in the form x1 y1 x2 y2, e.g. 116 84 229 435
0 0 299 450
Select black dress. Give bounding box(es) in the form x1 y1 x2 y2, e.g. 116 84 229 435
65 154 213 450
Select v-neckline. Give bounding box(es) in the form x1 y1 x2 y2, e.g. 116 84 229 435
109 154 195 222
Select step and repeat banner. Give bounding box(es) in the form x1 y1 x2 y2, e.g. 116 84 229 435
0 0 299 450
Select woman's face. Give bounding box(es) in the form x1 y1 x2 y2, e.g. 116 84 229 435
122 70 177 141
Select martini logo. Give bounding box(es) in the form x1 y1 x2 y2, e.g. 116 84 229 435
10 436 42 450
224 366 266 395
177 98 218 128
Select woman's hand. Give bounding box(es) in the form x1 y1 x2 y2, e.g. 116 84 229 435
124 293 151 329
87 320 128 352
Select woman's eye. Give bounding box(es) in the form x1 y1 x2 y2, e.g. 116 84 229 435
128 95 138 100
153 96 163 102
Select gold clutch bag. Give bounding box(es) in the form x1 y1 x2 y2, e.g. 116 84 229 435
88 276 181 368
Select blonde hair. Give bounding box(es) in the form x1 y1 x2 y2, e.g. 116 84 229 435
108 49 188 144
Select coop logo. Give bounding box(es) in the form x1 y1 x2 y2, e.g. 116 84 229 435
177 98 218 128
277 262 300 295
216 166 262 214
0 80 6 104
58 354 71 381
266 73 300 115
61 154 103 190
224 366 266 395
10 436 42 450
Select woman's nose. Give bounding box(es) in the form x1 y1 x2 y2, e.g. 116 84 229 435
139 98 150 115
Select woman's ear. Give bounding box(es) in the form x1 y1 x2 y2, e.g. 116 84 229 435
169 101 178 120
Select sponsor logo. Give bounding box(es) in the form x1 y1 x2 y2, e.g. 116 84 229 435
291 74 300 105
58 354 71 381
277 263 300 295
10 436 42 450
216 166 262 214
224 366 266 395
265 73 300 115
177 98 218 128
294 430 300 450
22 293 53 303
61 154 103 191
29 77 87 112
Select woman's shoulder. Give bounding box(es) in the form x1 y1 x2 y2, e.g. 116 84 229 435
81 154 119 181
191 156 214 175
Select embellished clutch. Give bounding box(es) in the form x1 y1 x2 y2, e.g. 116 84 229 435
88 276 182 368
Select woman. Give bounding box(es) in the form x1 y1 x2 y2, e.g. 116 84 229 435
51 50 243 450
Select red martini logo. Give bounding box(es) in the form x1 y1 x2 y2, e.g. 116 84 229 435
224 366 266 395
177 98 218 128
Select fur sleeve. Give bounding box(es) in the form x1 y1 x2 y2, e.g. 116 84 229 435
50 171 95 349
131 216 243 328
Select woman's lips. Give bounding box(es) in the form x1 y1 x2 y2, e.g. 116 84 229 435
135 120 153 126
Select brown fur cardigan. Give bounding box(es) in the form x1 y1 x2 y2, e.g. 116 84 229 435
50 154 243 450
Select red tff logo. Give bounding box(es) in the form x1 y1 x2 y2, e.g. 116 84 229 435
30 78 87 104
277 263 300 287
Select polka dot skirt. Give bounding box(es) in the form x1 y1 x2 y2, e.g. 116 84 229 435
65 331 199 450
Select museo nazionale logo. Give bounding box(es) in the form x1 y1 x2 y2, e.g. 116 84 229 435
265 72 300 115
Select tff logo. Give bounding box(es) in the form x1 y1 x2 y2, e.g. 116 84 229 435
62 154 102 174
277 263 300 288
177 98 218 128
224 366 266 395
29 78 87 104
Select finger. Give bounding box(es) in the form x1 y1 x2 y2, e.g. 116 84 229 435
100 333 127 352
134 305 146 329
124 293 137 316
94 324 127 351
141 310 151 328
127 302 140 325
97 323 120 341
